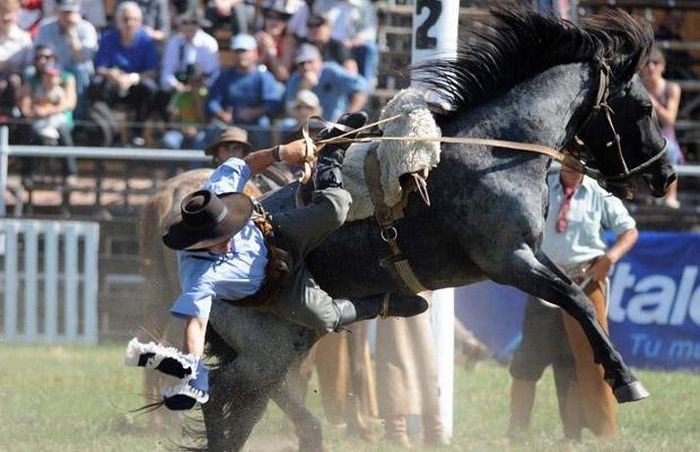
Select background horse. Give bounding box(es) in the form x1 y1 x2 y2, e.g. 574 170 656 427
185 7 674 451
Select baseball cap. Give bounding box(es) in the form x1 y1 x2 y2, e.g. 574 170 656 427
230 34 258 51
294 43 321 64
307 14 328 27
56 0 81 12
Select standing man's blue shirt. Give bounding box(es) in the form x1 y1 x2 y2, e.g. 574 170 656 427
94 27 159 73
285 61 368 121
169 158 268 319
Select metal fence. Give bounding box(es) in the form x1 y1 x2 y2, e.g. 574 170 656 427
0 218 99 344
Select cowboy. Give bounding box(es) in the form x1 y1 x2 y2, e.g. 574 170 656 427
203 125 253 164
126 112 429 410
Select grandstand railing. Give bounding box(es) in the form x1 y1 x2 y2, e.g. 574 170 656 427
2 125 700 216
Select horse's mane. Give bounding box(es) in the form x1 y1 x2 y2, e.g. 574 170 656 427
414 6 653 115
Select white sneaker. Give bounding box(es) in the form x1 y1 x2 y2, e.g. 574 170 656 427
38 127 59 140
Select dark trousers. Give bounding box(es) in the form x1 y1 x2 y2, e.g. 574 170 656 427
267 187 352 333
87 75 158 139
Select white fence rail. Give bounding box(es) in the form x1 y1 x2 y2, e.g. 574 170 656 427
0 219 99 344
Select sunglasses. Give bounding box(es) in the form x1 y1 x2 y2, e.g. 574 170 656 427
180 19 198 25
265 12 287 21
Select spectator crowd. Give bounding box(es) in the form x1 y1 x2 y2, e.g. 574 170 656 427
0 0 376 180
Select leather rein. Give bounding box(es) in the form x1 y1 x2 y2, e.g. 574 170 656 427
314 62 666 187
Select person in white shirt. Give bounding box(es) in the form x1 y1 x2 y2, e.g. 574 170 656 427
160 8 220 93
507 166 639 442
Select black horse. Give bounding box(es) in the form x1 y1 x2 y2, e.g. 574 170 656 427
195 8 675 451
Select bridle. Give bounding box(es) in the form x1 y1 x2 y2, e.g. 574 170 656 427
571 60 669 183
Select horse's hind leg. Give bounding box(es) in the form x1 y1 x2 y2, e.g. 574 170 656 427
489 248 648 403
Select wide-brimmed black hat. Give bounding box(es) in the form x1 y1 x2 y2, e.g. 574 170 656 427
162 189 254 251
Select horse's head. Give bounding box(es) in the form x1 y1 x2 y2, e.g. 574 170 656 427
575 74 676 200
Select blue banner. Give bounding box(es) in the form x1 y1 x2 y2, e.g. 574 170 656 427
456 231 700 371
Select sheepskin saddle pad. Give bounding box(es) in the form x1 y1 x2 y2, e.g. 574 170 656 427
343 88 442 222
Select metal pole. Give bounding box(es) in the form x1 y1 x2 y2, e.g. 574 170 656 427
0 125 9 216
411 0 459 439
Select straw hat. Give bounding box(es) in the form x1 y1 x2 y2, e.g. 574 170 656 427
204 127 254 156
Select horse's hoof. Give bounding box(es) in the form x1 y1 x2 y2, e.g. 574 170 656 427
613 380 650 403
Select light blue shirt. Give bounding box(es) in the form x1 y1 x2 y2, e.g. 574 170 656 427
169 158 268 319
284 61 368 121
542 172 636 268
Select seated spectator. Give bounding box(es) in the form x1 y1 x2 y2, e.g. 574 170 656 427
203 0 248 41
304 13 356 73
284 42 367 121
17 44 78 180
205 33 283 147
42 0 107 31
115 0 170 43
326 0 378 86
158 7 219 119
0 0 33 121
18 0 43 36
161 67 208 155
90 0 159 146
34 0 98 119
254 0 298 82
288 0 378 86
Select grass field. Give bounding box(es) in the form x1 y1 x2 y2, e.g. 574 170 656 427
1 344 699 452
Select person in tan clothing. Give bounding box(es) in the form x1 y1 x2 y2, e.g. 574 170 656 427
374 293 449 447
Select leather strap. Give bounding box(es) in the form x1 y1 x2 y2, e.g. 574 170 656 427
364 147 427 294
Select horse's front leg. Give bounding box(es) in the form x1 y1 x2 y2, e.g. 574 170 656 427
204 362 278 452
487 247 648 403
271 377 324 452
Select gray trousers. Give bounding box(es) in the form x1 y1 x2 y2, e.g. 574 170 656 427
267 187 352 333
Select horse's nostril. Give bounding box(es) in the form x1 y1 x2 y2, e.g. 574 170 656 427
665 173 678 191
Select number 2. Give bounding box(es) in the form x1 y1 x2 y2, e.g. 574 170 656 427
415 0 442 50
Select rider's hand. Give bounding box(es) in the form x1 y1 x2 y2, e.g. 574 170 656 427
278 139 314 166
